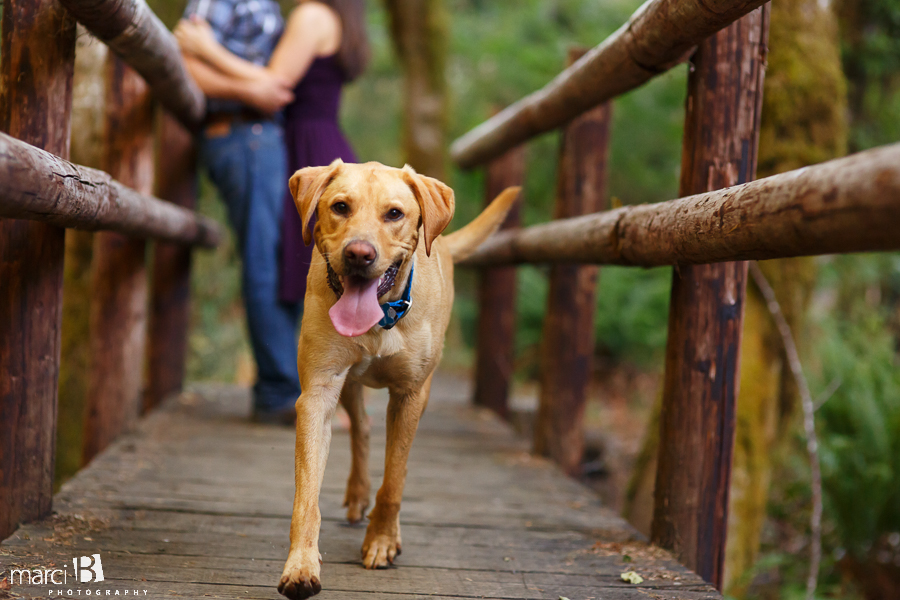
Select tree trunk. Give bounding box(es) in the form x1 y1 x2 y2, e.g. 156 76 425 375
724 0 848 593
383 0 448 179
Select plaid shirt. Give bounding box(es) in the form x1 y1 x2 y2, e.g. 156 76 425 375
184 0 284 113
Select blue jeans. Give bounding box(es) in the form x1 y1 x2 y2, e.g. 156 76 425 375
200 121 301 413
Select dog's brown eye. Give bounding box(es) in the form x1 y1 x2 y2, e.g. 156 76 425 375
386 208 404 221
332 202 349 216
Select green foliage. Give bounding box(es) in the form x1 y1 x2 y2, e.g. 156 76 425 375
593 267 672 365
813 255 900 560
746 255 900 599
440 0 686 215
836 0 900 150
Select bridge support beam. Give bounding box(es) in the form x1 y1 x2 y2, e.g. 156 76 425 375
0 0 76 539
472 145 525 419
144 114 197 413
651 6 769 590
533 48 612 476
83 56 155 464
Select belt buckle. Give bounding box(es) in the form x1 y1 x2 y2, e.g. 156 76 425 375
205 120 232 138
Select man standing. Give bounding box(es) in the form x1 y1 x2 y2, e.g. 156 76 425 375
180 0 299 423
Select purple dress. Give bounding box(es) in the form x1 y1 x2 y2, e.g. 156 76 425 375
279 55 357 303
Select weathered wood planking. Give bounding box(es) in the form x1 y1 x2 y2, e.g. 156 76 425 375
1 374 719 600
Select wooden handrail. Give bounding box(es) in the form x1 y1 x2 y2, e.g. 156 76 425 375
460 143 900 266
58 0 206 130
450 0 767 168
0 132 222 247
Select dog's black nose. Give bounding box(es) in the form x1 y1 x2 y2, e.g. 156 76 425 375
343 240 377 269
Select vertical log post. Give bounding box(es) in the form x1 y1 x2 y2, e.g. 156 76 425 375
0 0 76 538
533 48 612 476
144 113 197 413
472 145 526 419
650 7 769 589
82 56 155 464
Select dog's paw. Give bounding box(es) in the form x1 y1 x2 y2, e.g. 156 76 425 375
278 558 322 600
343 495 369 524
361 533 402 569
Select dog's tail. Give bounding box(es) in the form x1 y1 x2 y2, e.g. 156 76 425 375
444 187 521 263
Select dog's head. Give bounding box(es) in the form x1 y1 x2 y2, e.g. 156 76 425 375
289 159 455 336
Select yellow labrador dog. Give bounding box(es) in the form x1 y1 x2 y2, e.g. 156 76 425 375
277 159 519 599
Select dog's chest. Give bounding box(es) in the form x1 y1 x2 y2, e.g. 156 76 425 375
348 328 406 383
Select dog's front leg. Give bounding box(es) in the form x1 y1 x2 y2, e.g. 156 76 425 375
279 373 344 600
362 373 433 569
340 379 371 524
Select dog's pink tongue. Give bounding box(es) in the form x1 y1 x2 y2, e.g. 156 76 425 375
329 277 383 337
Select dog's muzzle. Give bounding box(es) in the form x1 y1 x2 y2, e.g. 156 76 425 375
326 259 401 300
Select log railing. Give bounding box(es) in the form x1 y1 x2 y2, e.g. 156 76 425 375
460 143 900 268
452 0 900 590
57 0 206 130
450 0 769 168
0 0 215 539
0 132 221 246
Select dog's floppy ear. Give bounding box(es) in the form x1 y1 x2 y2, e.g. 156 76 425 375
401 165 455 256
289 159 343 245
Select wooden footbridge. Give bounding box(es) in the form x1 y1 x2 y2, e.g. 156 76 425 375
2 0 899 598
2 377 717 599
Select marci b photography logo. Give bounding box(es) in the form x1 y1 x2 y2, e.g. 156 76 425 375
3 553 149 596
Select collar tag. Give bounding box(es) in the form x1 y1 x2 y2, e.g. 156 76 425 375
378 263 414 330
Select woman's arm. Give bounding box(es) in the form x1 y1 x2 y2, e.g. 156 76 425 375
265 2 341 87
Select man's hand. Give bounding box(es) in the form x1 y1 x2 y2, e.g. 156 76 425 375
241 74 295 115
174 17 218 58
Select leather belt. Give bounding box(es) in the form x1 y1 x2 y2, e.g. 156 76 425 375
204 109 271 137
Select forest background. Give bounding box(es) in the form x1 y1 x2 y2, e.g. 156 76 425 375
53 0 900 599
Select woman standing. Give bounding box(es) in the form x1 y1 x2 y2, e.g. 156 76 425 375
176 0 370 303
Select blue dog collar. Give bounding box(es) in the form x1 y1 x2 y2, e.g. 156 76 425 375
379 263 414 330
